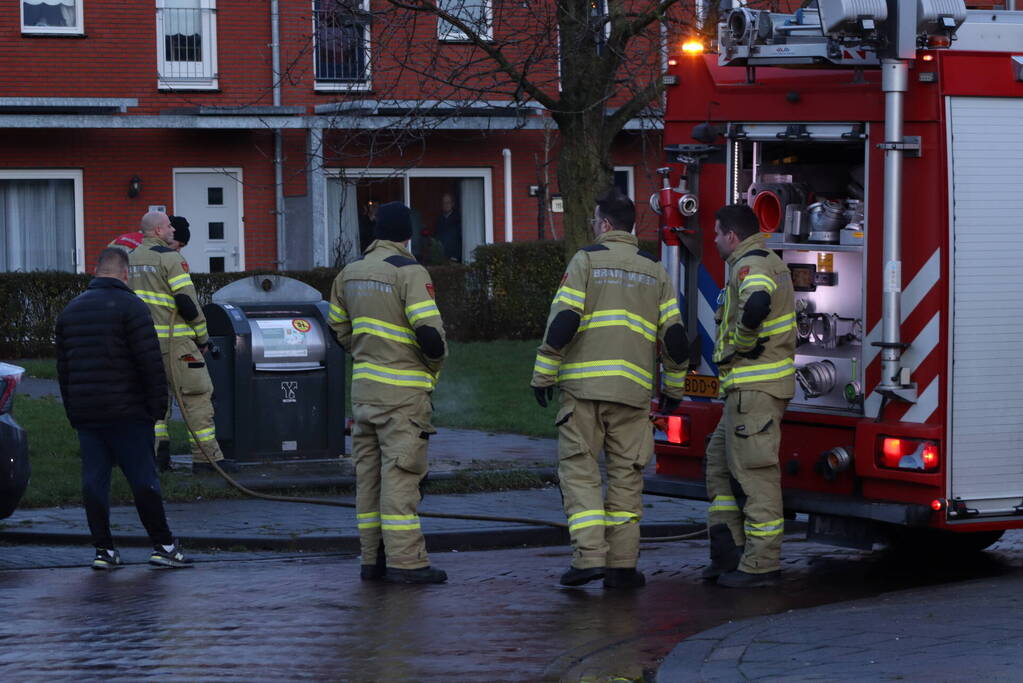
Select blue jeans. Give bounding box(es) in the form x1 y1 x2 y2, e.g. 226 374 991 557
78 421 173 549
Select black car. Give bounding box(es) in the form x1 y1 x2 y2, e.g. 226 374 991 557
0 364 29 519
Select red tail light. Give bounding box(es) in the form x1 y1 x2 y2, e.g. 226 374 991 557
877 437 940 472
654 414 690 446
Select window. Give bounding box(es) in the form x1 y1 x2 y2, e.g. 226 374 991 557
156 0 218 90
21 0 83 35
437 0 492 41
314 0 370 90
613 166 634 200
0 171 83 273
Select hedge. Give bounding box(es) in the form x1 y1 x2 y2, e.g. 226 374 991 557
1 239 662 357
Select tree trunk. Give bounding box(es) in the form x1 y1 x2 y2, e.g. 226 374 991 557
556 119 614 255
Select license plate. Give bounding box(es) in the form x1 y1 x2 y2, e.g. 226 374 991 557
684 374 719 398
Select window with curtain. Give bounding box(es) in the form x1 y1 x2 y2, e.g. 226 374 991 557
314 0 370 87
437 0 492 41
156 0 218 88
0 180 77 273
22 0 82 33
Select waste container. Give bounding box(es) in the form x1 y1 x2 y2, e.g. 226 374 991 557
203 275 345 463
0 362 29 519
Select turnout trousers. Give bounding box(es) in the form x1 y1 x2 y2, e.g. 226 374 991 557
556 392 653 570
705 389 787 574
352 392 435 570
156 337 223 465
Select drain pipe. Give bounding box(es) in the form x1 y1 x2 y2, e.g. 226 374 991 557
271 0 286 270
503 148 513 242
876 59 915 402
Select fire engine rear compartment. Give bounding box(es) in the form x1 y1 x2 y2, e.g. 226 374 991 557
947 96 1023 520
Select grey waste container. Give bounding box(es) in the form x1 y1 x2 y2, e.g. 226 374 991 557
203 275 345 463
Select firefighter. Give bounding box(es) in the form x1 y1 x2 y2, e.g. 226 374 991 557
530 189 690 589
109 215 188 254
703 204 796 588
128 211 233 474
328 202 448 585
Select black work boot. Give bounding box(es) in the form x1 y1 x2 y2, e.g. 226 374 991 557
155 442 172 472
361 542 387 581
603 568 646 589
560 566 605 586
384 566 448 584
717 569 781 588
701 524 743 581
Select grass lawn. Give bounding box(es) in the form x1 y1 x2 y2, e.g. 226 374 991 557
14 359 57 380
9 340 555 508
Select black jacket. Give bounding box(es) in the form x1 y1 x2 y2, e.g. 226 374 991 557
55 278 168 428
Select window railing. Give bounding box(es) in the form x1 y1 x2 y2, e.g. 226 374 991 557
156 3 218 89
314 2 370 89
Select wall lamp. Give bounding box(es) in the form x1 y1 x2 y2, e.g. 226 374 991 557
128 175 142 198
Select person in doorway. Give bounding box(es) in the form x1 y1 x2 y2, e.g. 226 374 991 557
702 204 796 588
432 192 462 263
358 201 377 254
55 248 192 569
128 211 234 474
327 202 448 584
530 189 690 589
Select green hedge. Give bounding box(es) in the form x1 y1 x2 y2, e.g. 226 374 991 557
0 239 661 356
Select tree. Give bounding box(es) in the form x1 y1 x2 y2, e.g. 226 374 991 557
308 0 698 254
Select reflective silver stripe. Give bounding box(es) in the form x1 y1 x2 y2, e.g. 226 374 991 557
745 518 784 536
352 319 417 344
559 361 653 389
708 495 740 512
739 274 776 294
351 362 435 389
760 313 796 336
533 355 560 376
579 310 656 341
554 286 585 309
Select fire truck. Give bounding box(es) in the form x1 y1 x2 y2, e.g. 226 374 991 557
648 1 1023 551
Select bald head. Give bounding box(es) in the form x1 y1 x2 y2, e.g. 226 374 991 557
140 211 173 243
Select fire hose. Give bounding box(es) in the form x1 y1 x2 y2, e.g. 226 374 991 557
166 311 707 543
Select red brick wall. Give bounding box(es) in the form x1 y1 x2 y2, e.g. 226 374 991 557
0 129 278 269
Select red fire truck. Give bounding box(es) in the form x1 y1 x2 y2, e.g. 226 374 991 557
648 1 1023 551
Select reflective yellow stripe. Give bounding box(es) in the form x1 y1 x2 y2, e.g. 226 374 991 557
136 290 176 309
605 511 639 525
708 495 740 512
357 511 381 530
559 359 653 390
533 354 560 376
381 514 421 531
579 309 656 342
714 287 732 361
554 285 585 310
154 423 169 438
663 368 688 388
191 321 207 337
352 361 435 389
153 324 199 340
739 274 776 294
405 300 441 325
567 509 607 531
760 312 796 337
745 518 784 536
352 317 417 345
168 273 193 292
328 302 348 323
659 298 681 325
720 359 795 389
187 427 216 444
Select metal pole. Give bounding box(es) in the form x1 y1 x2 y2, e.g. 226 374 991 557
878 59 908 393
271 0 286 270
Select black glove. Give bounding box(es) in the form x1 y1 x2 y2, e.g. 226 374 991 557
737 338 766 360
532 385 554 408
660 395 682 414
202 341 222 360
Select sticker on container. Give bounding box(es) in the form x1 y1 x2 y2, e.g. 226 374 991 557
292 319 311 333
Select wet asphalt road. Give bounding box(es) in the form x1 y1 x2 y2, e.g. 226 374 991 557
2 533 1021 681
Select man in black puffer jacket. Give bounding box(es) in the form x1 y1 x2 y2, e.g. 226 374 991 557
56 248 192 570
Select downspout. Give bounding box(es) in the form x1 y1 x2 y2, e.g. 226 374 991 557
271 0 286 270
503 148 513 242
876 58 915 402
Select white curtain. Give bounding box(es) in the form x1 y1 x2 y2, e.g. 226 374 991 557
163 0 201 37
459 178 485 262
23 0 76 27
0 180 76 272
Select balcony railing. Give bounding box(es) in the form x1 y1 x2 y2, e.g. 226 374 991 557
156 5 218 88
314 6 369 88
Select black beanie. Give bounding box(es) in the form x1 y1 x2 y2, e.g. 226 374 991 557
169 215 191 246
373 202 413 242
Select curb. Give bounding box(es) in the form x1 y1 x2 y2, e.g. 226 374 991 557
193 467 559 492
0 521 709 553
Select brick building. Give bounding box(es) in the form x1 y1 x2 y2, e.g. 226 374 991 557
0 0 677 274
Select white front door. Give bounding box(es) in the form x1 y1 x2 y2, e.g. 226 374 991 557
173 169 244 273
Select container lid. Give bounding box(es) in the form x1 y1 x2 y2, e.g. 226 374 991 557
0 362 25 383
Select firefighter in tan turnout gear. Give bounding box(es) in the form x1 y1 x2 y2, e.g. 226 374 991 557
531 190 691 589
328 202 448 585
128 211 231 473
704 205 796 588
